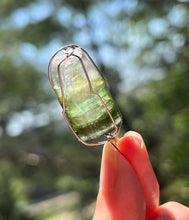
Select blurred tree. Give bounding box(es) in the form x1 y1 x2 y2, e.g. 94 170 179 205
119 0 189 206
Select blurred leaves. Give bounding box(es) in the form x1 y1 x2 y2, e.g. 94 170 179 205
0 160 28 219
0 0 34 17
0 57 45 116
18 18 65 47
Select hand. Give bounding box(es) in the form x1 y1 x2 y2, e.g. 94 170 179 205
93 131 189 220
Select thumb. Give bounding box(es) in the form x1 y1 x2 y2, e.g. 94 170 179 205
148 202 189 220
93 140 145 220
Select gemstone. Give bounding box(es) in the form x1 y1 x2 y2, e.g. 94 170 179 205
49 45 122 143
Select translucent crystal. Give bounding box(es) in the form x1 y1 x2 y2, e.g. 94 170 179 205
50 47 122 142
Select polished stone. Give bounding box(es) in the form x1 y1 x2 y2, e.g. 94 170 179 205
50 47 122 142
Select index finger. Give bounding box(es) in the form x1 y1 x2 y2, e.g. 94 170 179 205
118 131 159 218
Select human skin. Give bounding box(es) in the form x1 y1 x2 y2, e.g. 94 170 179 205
93 131 189 220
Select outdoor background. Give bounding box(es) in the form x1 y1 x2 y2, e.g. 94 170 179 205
0 0 189 219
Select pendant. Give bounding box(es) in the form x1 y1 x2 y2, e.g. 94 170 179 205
48 45 122 146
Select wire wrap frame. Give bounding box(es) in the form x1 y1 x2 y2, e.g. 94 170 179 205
48 45 122 146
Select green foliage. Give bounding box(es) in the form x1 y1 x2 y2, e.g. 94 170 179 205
0 0 34 17
0 57 44 115
18 18 64 47
0 160 28 219
121 35 189 205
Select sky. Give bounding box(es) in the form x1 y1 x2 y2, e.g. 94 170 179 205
4 0 186 83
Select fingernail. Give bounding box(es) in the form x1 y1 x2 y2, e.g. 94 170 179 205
124 131 144 149
99 141 118 191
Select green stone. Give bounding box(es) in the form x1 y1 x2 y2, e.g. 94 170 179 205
50 46 122 142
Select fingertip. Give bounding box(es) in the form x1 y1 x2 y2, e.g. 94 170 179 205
120 131 146 154
124 131 143 139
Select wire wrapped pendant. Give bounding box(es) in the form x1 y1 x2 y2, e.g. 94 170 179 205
48 45 122 146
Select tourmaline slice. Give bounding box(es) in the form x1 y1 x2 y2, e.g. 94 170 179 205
50 46 122 142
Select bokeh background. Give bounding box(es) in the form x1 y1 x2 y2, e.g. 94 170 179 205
0 0 189 219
